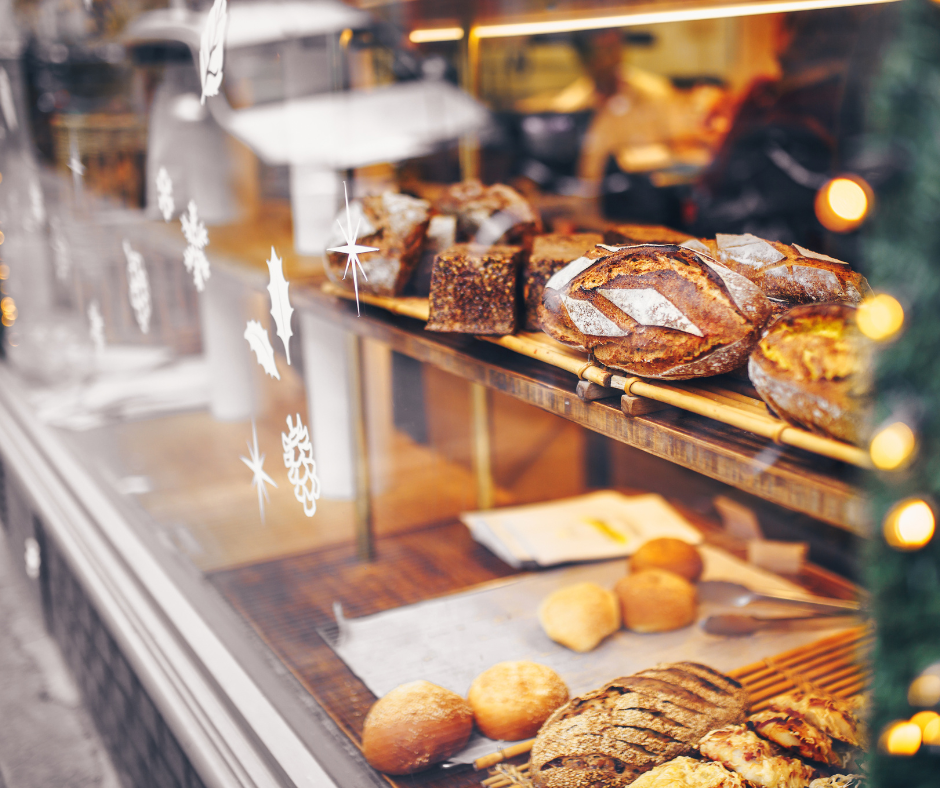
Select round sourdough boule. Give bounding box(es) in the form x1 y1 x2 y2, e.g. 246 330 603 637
538 582 621 652
361 680 473 774
615 569 698 633
629 538 704 583
468 661 569 741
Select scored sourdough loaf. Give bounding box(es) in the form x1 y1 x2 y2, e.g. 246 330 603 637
538 243 772 379
530 662 749 788
523 233 603 330
748 303 871 444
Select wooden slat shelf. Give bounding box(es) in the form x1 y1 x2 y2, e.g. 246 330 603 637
295 283 867 535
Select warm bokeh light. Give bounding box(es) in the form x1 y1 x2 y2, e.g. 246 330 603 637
909 674 940 707
884 499 935 550
0 264 8 279
870 421 917 470
815 176 873 232
911 711 940 731
881 720 922 755
924 717 940 746
0 295 15 327
0 230 4 244
409 27 464 43
858 294 905 341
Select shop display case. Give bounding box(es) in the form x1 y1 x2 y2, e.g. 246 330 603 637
0 1 920 787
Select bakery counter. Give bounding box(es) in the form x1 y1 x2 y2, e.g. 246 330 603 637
290 279 865 535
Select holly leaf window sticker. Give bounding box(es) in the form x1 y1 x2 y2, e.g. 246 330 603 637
200 0 227 105
244 320 280 380
266 247 294 364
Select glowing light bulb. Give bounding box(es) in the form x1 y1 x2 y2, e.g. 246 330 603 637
881 721 922 755
870 422 917 470
884 499 935 550
857 294 904 341
815 176 872 233
909 674 940 707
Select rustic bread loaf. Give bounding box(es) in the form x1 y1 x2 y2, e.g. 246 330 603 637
604 223 696 246
524 233 603 330
436 180 542 249
426 244 523 335
538 243 773 379
325 192 430 296
530 662 748 788
468 661 569 741
712 233 872 306
748 304 871 444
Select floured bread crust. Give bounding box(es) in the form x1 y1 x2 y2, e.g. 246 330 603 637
538 244 772 379
436 180 542 249
748 304 871 444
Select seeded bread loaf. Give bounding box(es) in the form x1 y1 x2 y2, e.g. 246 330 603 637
538 243 773 379
524 233 603 330
530 662 749 788
324 192 430 296
748 304 871 444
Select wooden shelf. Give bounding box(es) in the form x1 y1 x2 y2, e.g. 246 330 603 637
297 284 867 535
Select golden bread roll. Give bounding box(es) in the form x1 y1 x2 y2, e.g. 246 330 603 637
361 680 473 775
615 569 698 632
629 538 704 583
538 582 621 652
468 661 569 741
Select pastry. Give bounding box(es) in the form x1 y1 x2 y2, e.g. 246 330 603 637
538 582 620 653
539 243 773 379
523 233 602 330
767 692 865 748
713 233 872 306
748 710 840 765
628 756 748 788
426 244 523 335
615 569 698 633
436 180 542 249
698 723 817 788
808 776 866 788
530 662 748 788
748 303 871 443
629 538 704 583
604 223 696 246
468 661 569 741
324 191 431 296
361 680 473 775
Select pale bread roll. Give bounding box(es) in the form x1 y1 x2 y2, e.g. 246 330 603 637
361 680 473 774
615 569 697 633
629 537 704 583
469 661 569 741
538 582 621 652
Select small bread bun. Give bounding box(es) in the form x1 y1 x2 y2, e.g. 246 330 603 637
362 680 473 775
615 569 698 633
469 661 569 741
538 582 621 652
629 538 704 583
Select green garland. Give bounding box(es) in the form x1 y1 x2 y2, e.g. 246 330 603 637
864 0 940 783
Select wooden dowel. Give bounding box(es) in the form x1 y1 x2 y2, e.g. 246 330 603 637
731 630 866 678
475 740 535 770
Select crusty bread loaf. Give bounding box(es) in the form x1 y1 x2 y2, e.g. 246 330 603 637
712 233 872 306
468 661 569 741
629 538 704 583
530 663 748 788
538 582 621 653
615 569 698 633
748 303 871 444
524 234 603 330
538 243 772 379
325 192 430 296
604 223 696 246
436 180 542 249
361 680 473 775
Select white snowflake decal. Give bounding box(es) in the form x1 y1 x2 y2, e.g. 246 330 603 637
200 0 227 105
156 166 175 222
266 247 293 364
88 300 105 355
123 240 151 334
326 182 379 315
282 413 320 517
241 420 277 524
181 200 211 291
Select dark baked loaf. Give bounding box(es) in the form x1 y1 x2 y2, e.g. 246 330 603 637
436 180 542 249
604 223 695 246
426 244 523 335
538 243 772 379
325 192 430 296
748 303 871 444
523 234 603 330
713 233 872 306
530 662 748 788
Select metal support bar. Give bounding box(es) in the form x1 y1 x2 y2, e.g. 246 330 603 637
470 382 495 510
